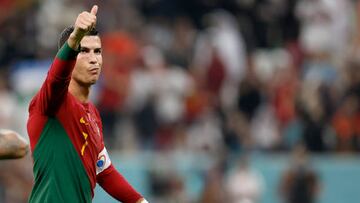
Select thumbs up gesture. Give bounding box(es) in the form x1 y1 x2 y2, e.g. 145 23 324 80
68 5 98 49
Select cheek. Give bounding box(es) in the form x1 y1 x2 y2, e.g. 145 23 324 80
72 68 82 81
98 56 103 66
73 64 86 79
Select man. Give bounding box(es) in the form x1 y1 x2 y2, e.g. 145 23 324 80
27 5 147 203
0 129 28 159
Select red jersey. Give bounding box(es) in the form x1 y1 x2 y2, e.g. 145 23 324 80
27 42 142 203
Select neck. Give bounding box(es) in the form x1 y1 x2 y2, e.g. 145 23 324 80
69 79 90 103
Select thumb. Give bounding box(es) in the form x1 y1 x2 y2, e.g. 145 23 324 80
90 5 98 16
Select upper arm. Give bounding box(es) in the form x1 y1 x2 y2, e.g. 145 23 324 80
96 146 112 176
0 129 29 159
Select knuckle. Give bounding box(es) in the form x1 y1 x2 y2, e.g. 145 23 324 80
79 12 88 17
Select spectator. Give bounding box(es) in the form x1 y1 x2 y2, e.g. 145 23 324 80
279 145 320 203
225 155 265 203
200 160 227 203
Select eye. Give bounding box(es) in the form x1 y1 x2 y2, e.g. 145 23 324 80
79 47 90 53
94 49 102 54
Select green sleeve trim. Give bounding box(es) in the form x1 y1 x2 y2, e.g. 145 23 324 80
56 42 79 61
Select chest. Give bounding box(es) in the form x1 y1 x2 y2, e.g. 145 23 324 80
57 97 104 154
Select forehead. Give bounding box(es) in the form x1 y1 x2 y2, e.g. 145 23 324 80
80 35 101 48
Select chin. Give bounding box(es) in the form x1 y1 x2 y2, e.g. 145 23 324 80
89 80 97 85
88 77 99 85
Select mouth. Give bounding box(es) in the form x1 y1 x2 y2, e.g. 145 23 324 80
89 67 100 75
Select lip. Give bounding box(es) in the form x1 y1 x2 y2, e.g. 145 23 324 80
89 67 99 75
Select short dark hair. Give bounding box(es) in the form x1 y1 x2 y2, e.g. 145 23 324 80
58 26 99 49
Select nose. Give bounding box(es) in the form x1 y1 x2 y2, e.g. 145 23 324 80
89 51 97 64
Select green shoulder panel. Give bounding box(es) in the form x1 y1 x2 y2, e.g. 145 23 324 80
29 118 91 203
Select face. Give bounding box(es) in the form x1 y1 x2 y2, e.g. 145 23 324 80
72 35 102 86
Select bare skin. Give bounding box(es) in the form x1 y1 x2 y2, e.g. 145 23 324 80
69 35 103 102
0 129 29 159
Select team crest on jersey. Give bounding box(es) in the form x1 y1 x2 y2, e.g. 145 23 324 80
96 147 111 175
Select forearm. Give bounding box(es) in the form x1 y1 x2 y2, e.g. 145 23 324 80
37 42 78 115
50 42 78 78
0 129 29 159
97 165 144 203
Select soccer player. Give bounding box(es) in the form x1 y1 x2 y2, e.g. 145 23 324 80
0 129 28 159
27 5 147 203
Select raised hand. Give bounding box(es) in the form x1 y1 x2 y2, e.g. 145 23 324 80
68 5 98 49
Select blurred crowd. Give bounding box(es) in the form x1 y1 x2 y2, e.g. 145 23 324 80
1 0 360 202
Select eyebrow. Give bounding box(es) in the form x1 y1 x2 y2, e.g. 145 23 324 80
79 47 102 51
80 47 90 51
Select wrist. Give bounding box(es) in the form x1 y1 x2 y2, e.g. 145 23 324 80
67 32 82 51
57 41 79 60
